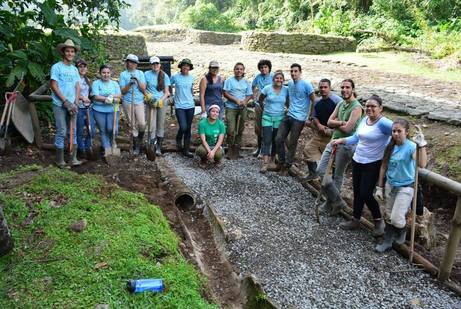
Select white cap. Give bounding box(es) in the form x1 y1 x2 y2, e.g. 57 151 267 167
125 54 139 63
149 56 161 64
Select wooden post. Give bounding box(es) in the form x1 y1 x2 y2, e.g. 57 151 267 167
438 196 461 281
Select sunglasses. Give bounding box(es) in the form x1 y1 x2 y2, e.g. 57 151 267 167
365 105 379 108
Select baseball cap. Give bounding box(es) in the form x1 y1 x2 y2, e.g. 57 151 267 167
149 56 161 64
125 54 139 64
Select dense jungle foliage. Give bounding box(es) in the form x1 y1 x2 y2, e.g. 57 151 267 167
127 0 461 60
0 0 128 94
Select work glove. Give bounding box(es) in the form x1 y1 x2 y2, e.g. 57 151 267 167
63 99 77 115
105 95 114 104
412 125 427 147
200 112 207 119
157 99 163 109
144 93 155 106
374 186 385 201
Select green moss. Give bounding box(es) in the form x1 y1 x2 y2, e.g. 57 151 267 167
0 167 215 309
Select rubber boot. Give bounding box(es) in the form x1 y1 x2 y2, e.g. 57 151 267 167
176 136 183 151
372 218 385 237
318 201 332 215
183 139 194 158
303 161 319 181
56 148 66 168
394 226 407 245
252 136 261 157
71 148 82 166
375 223 396 253
260 157 270 173
339 217 361 230
134 131 144 155
279 164 289 177
156 136 163 156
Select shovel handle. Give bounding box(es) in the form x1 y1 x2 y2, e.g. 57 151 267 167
69 115 74 153
410 146 420 263
325 144 337 175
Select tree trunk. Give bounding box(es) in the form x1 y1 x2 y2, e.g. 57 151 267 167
0 206 14 256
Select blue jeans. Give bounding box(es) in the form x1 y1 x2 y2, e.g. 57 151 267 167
317 142 355 192
76 107 95 151
175 108 195 144
275 115 305 165
93 110 119 149
53 105 76 149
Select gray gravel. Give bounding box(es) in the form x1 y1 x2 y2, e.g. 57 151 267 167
165 153 461 308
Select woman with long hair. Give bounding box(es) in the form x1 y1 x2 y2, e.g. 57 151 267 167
199 60 224 120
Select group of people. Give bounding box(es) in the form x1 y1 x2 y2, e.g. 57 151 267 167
51 38 428 252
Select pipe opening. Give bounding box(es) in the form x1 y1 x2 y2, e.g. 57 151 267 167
175 194 195 211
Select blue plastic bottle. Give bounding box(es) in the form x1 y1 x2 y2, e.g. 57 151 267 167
127 279 164 293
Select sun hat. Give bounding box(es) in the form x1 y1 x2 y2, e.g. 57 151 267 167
207 104 221 114
57 39 80 55
209 60 219 68
149 56 161 64
125 54 139 64
178 58 194 70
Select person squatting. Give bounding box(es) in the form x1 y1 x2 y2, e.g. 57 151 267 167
51 39 428 251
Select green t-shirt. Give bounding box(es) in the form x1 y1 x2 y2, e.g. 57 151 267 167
331 99 363 140
198 118 226 147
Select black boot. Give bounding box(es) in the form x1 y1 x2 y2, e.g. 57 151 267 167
252 136 261 157
375 223 395 252
134 131 144 155
183 139 194 158
155 136 163 156
394 226 407 245
176 135 183 151
303 161 319 181
56 148 66 168
132 136 139 155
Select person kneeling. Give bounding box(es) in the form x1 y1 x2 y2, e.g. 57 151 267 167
196 105 226 168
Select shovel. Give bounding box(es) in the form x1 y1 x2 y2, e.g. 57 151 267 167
0 92 15 154
104 102 121 164
319 144 346 216
145 105 156 161
227 112 241 160
129 85 135 154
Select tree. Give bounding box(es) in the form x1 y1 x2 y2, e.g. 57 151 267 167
0 0 128 94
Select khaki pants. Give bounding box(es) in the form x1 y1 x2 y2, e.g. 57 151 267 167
303 131 331 162
196 144 223 162
145 104 167 140
123 103 146 137
226 107 247 146
385 183 414 228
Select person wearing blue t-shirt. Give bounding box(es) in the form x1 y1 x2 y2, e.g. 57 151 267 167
171 58 195 158
144 56 171 156
50 39 82 168
119 54 147 155
75 58 95 159
374 118 427 252
91 64 122 155
274 63 315 175
251 59 273 157
258 71 288 173
223 62 253 158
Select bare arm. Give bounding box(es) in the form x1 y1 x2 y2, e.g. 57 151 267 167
200 134 211 153
50 80 68 103
242 95 252 106
307 92 316 119
199 77 207 113
338 107 362 133
74 82 80 105
161 86 170 101
414 147 428 168
223 90 241 105
378 163 387 187
258 93 267 109
327 104 341 128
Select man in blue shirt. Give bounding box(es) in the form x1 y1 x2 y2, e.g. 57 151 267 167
274 63 315 175
223 62 253 158
251 59 273 157
50 39 81 168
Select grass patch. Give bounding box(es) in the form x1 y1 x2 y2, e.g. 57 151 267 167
0 167 215 308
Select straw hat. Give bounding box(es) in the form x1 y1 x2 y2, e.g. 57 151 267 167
57 39 80 55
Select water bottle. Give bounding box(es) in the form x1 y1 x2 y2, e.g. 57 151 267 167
127 279 164 293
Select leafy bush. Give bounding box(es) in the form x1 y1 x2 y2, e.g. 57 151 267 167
180 2 240 33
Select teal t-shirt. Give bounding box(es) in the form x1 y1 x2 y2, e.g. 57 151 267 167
252 73 274 91
261 85 288 116
198 118 226 147
145 70 171 100
171 73 195 109
223 76 252 110
287 79 314 121
50 61 80 107
119 69 146 105
91 79 121 113
386 139 417 187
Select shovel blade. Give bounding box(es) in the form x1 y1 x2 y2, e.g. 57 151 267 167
146 143 156 161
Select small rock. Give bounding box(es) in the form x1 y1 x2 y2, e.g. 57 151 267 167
69 219 87 232
95 304 109 309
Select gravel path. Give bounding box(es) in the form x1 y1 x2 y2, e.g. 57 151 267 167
165 153 460 308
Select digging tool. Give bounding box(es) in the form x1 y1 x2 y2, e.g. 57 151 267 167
129 84 135 154
410 129 422 263
104 102 121 164
145 106 156 161
69 114 75 154
11 92 34 144
320 145 346 216
228 112 241 160
314 145 337 221
0 92 15 154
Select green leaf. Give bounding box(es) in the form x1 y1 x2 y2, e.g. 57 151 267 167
10 50 28 60
6 65 26 88
0 42 7 53
40 2 58 26
28 62 46 82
